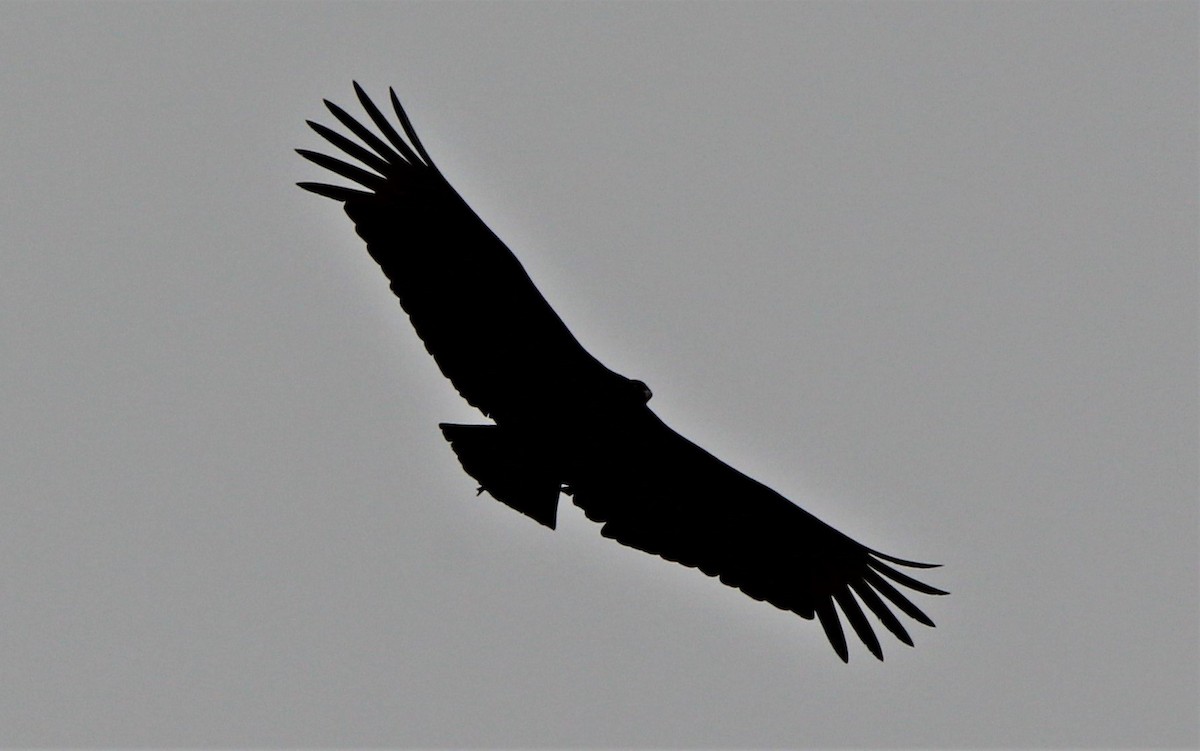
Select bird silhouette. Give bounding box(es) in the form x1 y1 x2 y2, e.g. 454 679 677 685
298 83 947 662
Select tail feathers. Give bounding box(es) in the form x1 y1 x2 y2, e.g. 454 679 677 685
439 423 561 529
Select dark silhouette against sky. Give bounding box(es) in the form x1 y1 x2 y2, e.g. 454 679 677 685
298 84 946 662
2 3 1195 744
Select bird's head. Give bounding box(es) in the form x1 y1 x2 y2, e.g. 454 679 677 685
629 378 653 404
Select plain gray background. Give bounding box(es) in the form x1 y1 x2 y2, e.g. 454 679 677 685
1 1 1196 747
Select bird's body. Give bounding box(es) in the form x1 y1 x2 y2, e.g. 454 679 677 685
299 84 946 662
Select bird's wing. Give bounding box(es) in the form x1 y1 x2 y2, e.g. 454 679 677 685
567 410 947 662
298 84 613 420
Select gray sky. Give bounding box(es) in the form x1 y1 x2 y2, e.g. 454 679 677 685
1 1 1196 747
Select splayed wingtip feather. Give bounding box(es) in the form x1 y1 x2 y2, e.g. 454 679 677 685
862 568 936 628
814 598 849 663
296 181 372 201
834 588 883 660
306 120 393 176
867 557 950 596
868 548 942 569
354 83 422 165
295 149 386 190
850 579 914 647
323 99 404 167
391 87 436 168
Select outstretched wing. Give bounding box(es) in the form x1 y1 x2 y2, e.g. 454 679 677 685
567 410 947 662
298 83 618 421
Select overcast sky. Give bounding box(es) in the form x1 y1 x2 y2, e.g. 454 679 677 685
1 1 1196 747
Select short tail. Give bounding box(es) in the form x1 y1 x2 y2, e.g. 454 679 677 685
439 423 562 529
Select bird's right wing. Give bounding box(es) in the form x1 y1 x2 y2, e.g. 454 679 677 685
298 84 614 421
567 410 947 662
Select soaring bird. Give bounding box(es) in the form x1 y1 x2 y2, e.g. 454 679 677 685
298 84 946 662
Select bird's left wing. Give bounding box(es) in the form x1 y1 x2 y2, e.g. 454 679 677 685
297 84 620 422
567 410 947 662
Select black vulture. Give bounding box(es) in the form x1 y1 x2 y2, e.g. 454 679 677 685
298 84 946 662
